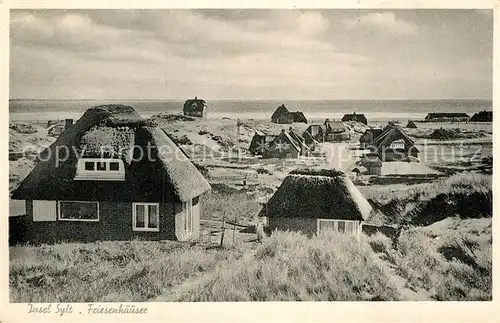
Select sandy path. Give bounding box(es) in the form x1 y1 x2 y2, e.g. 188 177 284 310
374 255 433 301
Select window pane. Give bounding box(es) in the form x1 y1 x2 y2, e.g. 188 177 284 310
97 162 106 171
319 220 335 233
148 205 158 229
338 221 346 233
85 162 95 170
60 202 98 220
135 204 145 228
110 162 119 171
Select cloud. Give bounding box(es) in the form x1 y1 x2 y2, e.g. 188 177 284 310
342 12 419 35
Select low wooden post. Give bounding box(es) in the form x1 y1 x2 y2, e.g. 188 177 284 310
220 215 226 247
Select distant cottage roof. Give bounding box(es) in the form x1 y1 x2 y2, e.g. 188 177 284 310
425 112 469 120
183 97 206 113
470 110 492 122
324 120 348 131
12 104 211 202
373 125 418 152
342 113 368 125
271 104 293 122
290 111 307 123
263 168 372 221
406 120 418 128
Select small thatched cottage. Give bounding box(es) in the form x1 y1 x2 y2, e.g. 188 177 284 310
342 112 368 125
288 128 311 156
264 130 302 159
371 125 419 161
304 124 326 142
323 119 350 142
424 113 469 122
291 111 307 123
359 128 384 149
248 131 277 155
11 105 211 244
360 154 383 175
261 169 372 238
302 131 319 151
271 104 294 124
470 110 493 122
406 120 418 128
183 97 207 118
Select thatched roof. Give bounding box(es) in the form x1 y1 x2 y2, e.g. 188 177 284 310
324 120 348 132
361 155 382 167
342 113 367 125
183 97 206 113
425 112 469 120
406 120 418 128
302 131 318 145
262 168 372 221
373 125 416 150
12 105 210 202
470 110 492 122
79 126 135 162
271 104 292 120
291 111 307 123
360 128 384 144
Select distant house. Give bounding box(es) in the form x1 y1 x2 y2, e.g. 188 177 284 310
261 168 372 239
371 125 419 161
302 131 319 151
304 124 326 142
424 113 469 122
288 128 311 156
359 128 384 149
264 130 301 159
183 97 207 118
271 104 294 124
291 111 307 123
11 105 211 245
249 131 277 155
406 120 418 128
360 154 383 175
342 112 368 125
470 110 492 122
323 119 350 142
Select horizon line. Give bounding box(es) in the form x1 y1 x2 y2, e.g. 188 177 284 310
9 97 493 101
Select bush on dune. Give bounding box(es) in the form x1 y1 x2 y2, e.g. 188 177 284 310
170 231 402 301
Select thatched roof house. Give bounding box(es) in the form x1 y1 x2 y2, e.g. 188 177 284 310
11 105 211 245
271 104 293 124
323 119 350 142
183 97 207 118
304 124 326 142
424 112 469 122
342 112 368 125
302 131 319 150
406 120 418 128
264 130 302 159
291 111 307 123
470 110 492 122
371 125 419 161
248 131 277 155
359 128 384 148
262 169 372 238
360 155 383 175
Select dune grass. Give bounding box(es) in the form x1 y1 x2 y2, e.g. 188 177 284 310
167 231 402 301
369 227 492 301
203 190 262 225
366 173 492 225
9 240 243 302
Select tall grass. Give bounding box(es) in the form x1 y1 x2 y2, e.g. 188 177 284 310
169 231 402 301
10 240 243 302
367 173 492 225
367 229 492 300
203 190 261 224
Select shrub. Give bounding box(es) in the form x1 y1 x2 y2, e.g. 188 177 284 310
367 232 393 254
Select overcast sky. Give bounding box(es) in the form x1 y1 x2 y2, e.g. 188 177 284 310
10 9 493 100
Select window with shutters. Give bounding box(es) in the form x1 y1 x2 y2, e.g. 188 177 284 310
317 219 360 238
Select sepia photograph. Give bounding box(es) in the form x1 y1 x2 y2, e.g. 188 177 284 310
6 7 494 306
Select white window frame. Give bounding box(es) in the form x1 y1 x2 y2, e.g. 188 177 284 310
132 203 160 232
58 201 100 222
74 158 125 181
183 200 194 236
316 219 360 238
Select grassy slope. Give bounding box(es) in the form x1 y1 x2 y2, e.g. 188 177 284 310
365 173 492 300
167 231 401 301
10 241 244 302
363 173 492 226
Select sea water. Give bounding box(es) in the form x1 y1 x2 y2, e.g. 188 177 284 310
9 99 492 124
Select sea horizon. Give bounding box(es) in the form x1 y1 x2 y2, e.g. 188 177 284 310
9 98 492 123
